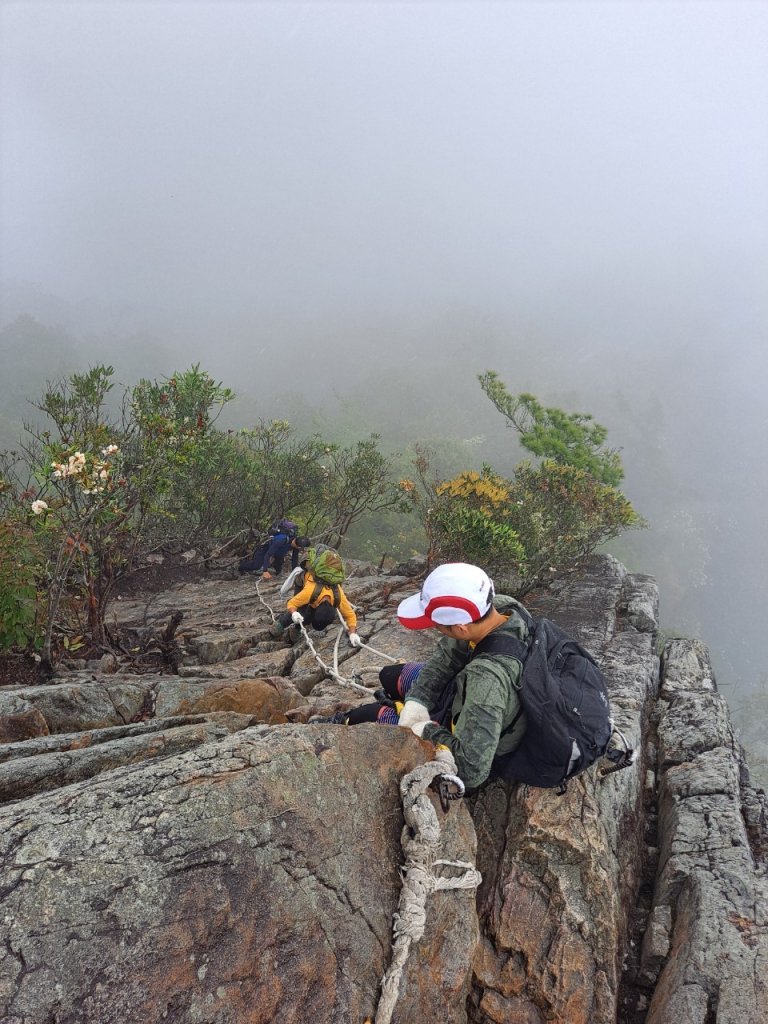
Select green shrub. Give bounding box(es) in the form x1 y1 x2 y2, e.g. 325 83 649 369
402 385 646 597
0 518 42 651
504 460 644 594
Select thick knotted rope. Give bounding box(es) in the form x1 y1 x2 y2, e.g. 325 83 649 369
259 579 479 1019
374 751 482 1024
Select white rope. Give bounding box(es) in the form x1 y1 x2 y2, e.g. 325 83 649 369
279 565 304 597
355 640 399 663
295 620 371 695
332 622 343 679
257 580 370 694
332 607 400 664
262 574 480 1022
374 751 482 1024
255 580 278 623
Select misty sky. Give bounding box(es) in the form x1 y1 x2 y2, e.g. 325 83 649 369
2 0 767 348
1 1 768 754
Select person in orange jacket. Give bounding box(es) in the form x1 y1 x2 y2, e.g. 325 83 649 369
269 561 359 644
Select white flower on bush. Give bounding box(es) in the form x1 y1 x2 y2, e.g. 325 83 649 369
101 444 120 456
31 499 49 515
52 451 88 479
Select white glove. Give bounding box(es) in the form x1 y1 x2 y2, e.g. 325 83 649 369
434 746 456 768
291 611 304 625
411 720 433 738
398 700 430 729
348 632 361 647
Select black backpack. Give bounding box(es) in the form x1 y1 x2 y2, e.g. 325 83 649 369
473 609 617 792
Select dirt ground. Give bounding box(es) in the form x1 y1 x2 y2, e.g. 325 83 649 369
0 651 39 688
112 558 219 599
0 557 226 688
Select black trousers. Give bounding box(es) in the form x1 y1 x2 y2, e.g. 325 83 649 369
277 601 337 632
345 664 408 725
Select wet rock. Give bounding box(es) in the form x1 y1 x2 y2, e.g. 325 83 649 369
388 554 428 577
0 679 150 735
153 675 304 721
0 700 50 743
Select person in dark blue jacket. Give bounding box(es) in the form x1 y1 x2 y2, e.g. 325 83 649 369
238 521 310 579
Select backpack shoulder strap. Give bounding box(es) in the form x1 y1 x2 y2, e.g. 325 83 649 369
471 628 531 738
472 623 532 663
309 581 341 607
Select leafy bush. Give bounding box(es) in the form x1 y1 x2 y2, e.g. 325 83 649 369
7 364 410 665
503 460 644 594
429 467 525 578
138 419 408 553
4 357 646 662
226 421 329 539
131 365 237 543
478 370 625 486
0 518 42 651
402 378 645 596
16 364 235 667
313 435 411 548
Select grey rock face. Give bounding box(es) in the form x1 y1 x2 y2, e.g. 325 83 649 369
645 640 768 1024
0 714 257 802
0 726 478 1024
0 555 765 1023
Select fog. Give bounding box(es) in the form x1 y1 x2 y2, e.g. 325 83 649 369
1 2 767 770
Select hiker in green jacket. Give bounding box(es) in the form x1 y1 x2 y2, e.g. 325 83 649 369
329 562 530 790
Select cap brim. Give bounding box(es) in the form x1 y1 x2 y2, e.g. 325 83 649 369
397 592 433 630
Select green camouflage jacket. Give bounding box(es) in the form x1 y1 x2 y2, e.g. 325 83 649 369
408 595 530 789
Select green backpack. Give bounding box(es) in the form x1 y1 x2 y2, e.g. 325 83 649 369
307 545 345 586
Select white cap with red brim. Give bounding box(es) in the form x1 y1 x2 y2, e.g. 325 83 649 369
397 562 495 630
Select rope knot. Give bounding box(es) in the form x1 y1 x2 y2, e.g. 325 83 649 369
373 752 481 1024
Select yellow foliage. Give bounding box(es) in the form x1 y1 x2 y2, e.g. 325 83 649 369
436 470 510 509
